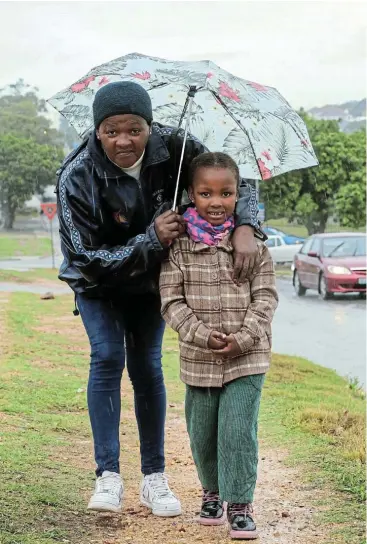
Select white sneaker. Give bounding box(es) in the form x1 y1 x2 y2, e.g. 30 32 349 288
140 472 182 517
87 471 123 513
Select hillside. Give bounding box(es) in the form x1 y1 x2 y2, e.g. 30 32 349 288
308 98 366 132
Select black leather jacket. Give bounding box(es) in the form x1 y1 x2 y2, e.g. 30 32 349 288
56 123 263 297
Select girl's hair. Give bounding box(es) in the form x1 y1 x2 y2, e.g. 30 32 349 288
189 152 240 187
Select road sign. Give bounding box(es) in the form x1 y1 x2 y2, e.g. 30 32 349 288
258 202 265 222
40 202 57 268
41 202 57 221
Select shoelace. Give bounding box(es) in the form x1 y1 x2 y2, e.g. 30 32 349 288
203 489 220 503
146 473 174 498
96 473 121 496
228 503 253 518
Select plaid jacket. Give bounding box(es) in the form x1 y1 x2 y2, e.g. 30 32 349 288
160 234 278 387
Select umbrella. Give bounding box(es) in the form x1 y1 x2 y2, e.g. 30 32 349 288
48 52 318 207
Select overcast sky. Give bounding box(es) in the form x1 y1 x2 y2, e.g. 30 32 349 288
0 0 366 111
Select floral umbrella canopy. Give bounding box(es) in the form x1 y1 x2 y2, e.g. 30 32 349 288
48 52 318 181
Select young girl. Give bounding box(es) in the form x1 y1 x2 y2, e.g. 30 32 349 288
159 152 278 540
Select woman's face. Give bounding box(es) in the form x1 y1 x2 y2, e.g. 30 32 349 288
97 114 150 168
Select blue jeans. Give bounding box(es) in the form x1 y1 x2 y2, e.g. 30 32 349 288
76 293 166 477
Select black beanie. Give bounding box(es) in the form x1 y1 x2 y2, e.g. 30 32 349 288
93 81 153 128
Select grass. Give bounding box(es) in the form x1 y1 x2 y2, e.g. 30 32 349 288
265 218 366 238
0 268 59 283
0 233 51 259
0 292 365 544
274 264 293 277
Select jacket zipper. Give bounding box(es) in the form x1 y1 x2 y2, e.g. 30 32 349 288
136 177 148 225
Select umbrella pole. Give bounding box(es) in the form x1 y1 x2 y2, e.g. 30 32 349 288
172 87 196 211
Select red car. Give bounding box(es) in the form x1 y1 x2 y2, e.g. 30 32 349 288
293 232 366 300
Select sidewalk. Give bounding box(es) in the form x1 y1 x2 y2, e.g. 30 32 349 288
0 255 63 270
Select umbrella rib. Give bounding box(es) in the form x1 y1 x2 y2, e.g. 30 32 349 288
177 92 192 130
147 82 169 91
209 90 263 180
172 88 197 210
267 111 307 144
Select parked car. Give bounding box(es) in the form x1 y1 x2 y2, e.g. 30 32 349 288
263 226 305 245
293 232 366 299
265 235 302 264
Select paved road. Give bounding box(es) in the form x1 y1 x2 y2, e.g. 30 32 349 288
273 278 366 385
0 256 63 270
0 282 70 295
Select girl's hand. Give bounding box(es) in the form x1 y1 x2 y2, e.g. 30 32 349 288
213 334 242 358
208 331 227 350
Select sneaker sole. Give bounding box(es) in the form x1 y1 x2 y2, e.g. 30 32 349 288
140 497 182 517
87 501 122 513
229 528 259 540
199 513 226 526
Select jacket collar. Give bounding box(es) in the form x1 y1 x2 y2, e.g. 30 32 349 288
189 233 233 253
87 126 170 180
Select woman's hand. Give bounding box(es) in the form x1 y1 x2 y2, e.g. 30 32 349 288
232 225 258 283
154 210 185 247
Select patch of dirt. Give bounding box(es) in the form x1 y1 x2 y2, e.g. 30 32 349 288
30 358 60 369
35 314 86 339
0 410 27 433
49 374 331 544
33 278 61 287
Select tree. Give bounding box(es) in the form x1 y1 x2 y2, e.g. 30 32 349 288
334 130 366 229
0 80 64 147
0 80 65 228
335 183 366 229
260 115 366 234
0 134 63 229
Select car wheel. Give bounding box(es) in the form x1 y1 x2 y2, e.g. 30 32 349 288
294 270 307 296
319 273 332 300
359 292 366 300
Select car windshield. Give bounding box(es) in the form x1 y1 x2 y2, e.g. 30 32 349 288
265 237 277 247
322 236 366 258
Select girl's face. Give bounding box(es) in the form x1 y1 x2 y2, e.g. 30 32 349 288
189 166 238 225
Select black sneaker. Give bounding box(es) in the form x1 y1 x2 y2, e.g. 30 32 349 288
199 489 226 526
228 503 258 540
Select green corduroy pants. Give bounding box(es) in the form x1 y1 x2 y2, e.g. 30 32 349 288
185 374 265 504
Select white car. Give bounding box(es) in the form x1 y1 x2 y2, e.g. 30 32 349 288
265 235 301 264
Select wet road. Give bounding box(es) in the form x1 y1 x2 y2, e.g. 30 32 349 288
273 278 366 385
0 282 69 295
0 255 63 270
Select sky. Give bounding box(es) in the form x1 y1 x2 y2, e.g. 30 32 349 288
0 0 366 113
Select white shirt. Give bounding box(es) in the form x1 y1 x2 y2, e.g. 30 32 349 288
115 151 145 180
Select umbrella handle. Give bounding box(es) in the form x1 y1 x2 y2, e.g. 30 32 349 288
172 87 197 211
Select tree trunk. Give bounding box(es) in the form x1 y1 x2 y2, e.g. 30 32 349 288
318 211 329 234
305 218 317 235
305 211 329 235
1 203 16 230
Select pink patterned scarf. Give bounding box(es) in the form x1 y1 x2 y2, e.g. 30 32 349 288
183 207 234 246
